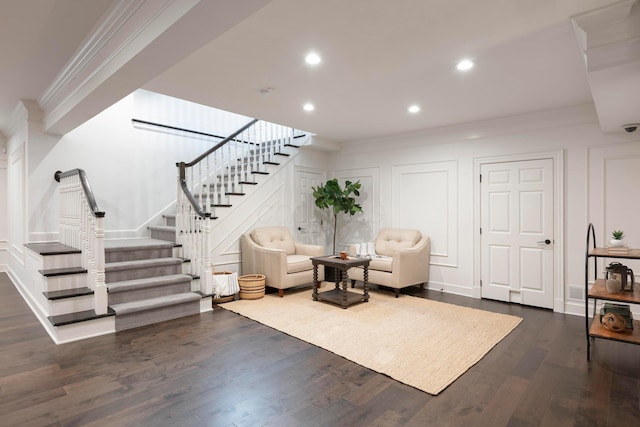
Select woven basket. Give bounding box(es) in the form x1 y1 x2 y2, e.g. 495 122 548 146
212 271 237 303
238 274 266 300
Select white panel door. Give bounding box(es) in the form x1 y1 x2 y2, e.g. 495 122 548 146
481 159 554 309
295 169 323 245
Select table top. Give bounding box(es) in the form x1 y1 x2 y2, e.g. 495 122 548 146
311 255 371 269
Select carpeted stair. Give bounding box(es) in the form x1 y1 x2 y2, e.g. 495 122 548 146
105 238 200 331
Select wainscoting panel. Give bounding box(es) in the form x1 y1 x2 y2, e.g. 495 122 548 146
392 161 458 267
9 143 25 262
589 144 640 274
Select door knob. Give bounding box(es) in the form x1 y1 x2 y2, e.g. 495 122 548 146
298 227 306 231
537 239 551 245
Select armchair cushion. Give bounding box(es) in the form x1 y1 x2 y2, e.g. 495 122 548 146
375 228 422 256
369 256 393 272
287 254 314 274
251 226 296 255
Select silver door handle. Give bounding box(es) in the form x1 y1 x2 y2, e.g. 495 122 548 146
537 239 551 245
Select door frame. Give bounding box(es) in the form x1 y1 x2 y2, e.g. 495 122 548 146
473 150 565 313
294 166 326 245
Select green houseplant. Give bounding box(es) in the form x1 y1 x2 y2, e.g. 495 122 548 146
610 229 625 247
312 178 362 255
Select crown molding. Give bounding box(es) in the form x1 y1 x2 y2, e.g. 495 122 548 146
39 0 200 134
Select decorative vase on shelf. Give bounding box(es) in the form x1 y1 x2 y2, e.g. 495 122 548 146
609 239 625 247
610 230 625 247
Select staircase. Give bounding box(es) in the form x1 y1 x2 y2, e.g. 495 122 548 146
104 238 200 331
24 119 305 343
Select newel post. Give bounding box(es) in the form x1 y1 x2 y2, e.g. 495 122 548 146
201 216 213 294
94 215 108 315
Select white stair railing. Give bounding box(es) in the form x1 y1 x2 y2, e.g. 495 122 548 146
54 169 107 315
176 119 301 295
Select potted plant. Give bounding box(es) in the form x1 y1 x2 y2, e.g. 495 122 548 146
610 230 625 247
312 178 363 255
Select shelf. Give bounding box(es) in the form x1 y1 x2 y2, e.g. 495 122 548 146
589 279 640 304
588 247 640 259
589 314 640 345
584 224 640 360
316 288 367 307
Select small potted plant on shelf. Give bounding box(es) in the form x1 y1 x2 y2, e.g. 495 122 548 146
610 230 625 247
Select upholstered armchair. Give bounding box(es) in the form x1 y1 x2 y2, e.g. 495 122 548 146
349 228 430 297
241 226 324 297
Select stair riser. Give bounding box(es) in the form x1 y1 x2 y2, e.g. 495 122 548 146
47 295 94 316
53 316 115 344
43 274 88 292
115 300 200 331
149 228 176 242
105 247 173 263
108 281 191 305
164 216 176 227
41 253 82 270
106 265 182 283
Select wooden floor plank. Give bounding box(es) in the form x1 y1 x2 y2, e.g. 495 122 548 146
1 273 639 426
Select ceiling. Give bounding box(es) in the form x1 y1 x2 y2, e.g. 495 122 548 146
1 0 637 144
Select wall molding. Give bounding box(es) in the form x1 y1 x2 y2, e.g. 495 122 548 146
392 160 458 268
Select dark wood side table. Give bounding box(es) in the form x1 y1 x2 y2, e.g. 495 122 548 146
311 255 370 309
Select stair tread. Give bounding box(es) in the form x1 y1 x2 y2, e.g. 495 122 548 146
108 274 192 293
110 293 201 315
48 308 115 326
43 287 94 300
39 266 87 277
25 242 81 256
106 257 183 271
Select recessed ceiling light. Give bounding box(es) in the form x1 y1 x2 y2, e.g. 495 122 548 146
303 103 315 112
305 52 321 65
456 59 474 71
408 105 420 114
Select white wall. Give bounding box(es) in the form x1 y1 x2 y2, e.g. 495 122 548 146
328 104 639 315
27 93 223 240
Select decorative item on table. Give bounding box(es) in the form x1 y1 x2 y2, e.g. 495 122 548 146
607 229 628 253
339 251 348 260
353 242 375 258
212 271 239 303
600 302 633 330
605 262 635 292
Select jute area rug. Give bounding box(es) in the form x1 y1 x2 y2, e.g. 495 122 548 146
223 286 522 395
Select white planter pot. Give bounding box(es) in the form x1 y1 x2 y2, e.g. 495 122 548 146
610 239 625 247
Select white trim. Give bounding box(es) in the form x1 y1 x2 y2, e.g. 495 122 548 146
473 150 565 312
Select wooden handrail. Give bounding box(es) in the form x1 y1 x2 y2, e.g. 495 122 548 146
177 118 260 218
183 118 259 170
54 169 105 218
180 178 210 218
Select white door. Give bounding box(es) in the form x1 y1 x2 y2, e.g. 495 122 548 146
295 169 323 245
481 159 554 309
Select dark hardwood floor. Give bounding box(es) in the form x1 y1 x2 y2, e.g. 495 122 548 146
1 272 639 426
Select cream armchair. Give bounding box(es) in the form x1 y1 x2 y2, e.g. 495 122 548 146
241 226 324 297
349 228 430 297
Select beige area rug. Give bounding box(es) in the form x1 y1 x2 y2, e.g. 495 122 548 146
223 286 522 395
